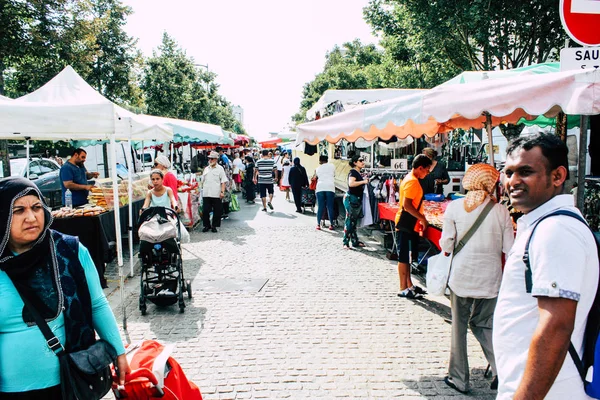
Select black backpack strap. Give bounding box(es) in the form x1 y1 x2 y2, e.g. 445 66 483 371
523 209 600 382
523 210 589 293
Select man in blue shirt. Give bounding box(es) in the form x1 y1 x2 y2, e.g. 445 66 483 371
59 148 99 207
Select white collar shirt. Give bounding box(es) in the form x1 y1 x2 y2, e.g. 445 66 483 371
493 194 598 399
202 163 228 198
440 198 514 298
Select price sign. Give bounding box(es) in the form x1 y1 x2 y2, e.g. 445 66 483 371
391 159 408 170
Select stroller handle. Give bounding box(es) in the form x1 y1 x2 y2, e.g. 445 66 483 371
114 368 165 398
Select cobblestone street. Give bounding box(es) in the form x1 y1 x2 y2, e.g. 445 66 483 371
106 194 497 399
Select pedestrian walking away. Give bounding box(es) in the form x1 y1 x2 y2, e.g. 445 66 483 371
314 155 336 230
244 155 256 203
254 150 277 212
280 159 292 201
394 154 432 299
289 157 309 214
343 155 368 249
201 151 228 233
493 133 599 399
439 163 514 394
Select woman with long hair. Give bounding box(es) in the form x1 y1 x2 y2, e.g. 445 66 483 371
343 155 367 249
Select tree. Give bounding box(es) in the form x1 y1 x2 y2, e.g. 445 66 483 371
142 32 246 135
364 0 568 72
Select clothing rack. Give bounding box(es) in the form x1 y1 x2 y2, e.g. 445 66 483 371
364 168 408 180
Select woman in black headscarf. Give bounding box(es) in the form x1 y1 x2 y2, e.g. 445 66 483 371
288 157 309 213
0 177 129 398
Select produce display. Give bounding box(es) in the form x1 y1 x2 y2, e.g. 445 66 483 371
423 200 451 229
51 205 106 219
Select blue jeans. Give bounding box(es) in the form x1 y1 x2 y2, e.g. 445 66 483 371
316 191 335 225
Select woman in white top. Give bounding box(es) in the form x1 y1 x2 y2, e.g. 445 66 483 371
232 153 245 191
314 155 336 230
439 163 514 394
142 170 178 210
280 160 292 201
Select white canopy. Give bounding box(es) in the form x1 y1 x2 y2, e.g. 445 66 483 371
0 94 12 102
305 88 426 121
0 66 171 141
136 114 230 144
296 68 600 145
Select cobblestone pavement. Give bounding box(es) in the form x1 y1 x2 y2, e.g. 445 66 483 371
105 193 497 399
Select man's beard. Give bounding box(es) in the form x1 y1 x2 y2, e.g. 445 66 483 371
76 161 84 167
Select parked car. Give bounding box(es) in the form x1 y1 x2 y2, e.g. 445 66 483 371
11 158 63 208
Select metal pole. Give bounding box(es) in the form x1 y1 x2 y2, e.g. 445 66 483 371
485 114 495 167
576 116 589 211
126 140 134 278
141 141 145 172
371 142 375 168
110 136 126 330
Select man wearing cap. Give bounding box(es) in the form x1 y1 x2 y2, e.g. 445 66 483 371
201 151 228 233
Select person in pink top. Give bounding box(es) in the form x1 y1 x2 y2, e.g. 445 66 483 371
153 155 179 201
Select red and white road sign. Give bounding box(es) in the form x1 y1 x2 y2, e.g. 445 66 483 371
560 0 600 46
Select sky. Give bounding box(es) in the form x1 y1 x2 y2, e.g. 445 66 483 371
120 0 379 141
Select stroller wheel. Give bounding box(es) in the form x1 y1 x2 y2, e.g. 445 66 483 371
186 280 193 299
140 304 147 316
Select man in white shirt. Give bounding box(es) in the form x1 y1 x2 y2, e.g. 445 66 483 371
273 150 283 182
493 133 598 399
201 151 228 233
440 163 514 394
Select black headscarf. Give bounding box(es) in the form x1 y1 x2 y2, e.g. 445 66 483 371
0 176 54 277
0 177 57 319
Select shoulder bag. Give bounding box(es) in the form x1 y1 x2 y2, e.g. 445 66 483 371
426 200 495 296
16 289 117 400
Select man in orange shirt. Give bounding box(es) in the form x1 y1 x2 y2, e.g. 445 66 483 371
395 154 432 299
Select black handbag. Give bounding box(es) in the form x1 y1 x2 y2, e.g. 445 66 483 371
396 196 424 233
17 289 116 400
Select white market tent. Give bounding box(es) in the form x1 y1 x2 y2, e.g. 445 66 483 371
0 66 174 329
305 88 426 121
296 68 600 147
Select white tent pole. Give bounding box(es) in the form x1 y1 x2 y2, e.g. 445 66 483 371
25 137 31 179
485 114 495 167
170 142 174 167
126 139 134 278
110 136 126 330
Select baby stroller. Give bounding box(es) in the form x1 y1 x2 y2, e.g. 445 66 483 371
138 207 192 315
112 340 202 399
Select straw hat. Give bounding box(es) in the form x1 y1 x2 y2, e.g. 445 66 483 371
208 151 219 159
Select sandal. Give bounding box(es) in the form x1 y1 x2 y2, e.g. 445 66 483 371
353 242 366 248
343 244 351 250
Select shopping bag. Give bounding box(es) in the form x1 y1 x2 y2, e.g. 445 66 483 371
426 253 453 296
230 193 240 212
309 176 318 191
138 214 178 243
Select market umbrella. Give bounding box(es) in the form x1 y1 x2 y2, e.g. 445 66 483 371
297 68 600 146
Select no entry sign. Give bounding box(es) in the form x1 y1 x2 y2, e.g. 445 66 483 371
560 0 600 46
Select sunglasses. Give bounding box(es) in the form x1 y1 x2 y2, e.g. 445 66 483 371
153 162 159 166
358 159 365 162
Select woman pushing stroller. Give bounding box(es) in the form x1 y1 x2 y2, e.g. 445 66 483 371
143 170 178 211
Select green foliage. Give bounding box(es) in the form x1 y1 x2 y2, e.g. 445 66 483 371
142 33 245 135
364 0 568 71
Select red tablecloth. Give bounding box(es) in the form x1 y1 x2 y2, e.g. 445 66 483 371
377 202 441 250
378 202 399 222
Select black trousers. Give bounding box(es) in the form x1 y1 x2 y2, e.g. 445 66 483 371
202 197 222 228
291 185 303 212
245 182 255 201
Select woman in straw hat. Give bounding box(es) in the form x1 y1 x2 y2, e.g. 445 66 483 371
439 163 514 394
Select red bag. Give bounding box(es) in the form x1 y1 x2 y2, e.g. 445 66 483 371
112 340 202 400
309 176 318 191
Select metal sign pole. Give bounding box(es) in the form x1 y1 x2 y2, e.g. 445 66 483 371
577 116 589 211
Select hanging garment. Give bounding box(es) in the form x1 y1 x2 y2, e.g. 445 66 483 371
359 185 373 227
